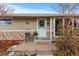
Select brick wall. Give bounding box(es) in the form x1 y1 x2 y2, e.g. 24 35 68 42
0 31 25 40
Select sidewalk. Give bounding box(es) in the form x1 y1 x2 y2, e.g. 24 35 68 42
10 41 57 55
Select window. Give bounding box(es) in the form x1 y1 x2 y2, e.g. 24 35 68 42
72 19 79 30
39 20 45 27
0 19 11 25
55 18 63 36
74 20 77 27
47 19 50 30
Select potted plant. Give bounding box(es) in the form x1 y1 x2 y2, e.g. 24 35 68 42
33 31 38 40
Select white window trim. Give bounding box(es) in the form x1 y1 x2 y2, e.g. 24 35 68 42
0 18 12 25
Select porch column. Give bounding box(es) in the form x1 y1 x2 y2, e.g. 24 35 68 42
72 18 74 31
45 18 47 29
37 18 38 31
53 18 55 39
50 17 52 41
63 17 65 35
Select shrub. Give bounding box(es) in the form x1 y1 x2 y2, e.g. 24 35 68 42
33 31 38 36
54 21 79 56
33 31 38 40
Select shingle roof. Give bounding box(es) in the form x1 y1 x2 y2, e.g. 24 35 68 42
1 13 79 17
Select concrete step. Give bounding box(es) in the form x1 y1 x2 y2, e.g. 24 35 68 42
35 40 51 45
37 41 49 45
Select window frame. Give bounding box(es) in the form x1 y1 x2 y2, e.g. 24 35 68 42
0 18 12 25
55 18 63 36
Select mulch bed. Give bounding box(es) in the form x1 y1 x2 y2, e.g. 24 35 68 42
0 40 23 52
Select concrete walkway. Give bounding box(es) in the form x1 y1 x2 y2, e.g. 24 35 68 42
11 41 57 55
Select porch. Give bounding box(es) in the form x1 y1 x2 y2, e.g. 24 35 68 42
0 31 58 56
7 41 57 56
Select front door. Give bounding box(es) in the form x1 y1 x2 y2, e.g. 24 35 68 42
37 19 47 38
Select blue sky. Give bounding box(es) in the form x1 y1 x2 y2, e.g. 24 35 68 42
7 3 57 13
7 3 79 14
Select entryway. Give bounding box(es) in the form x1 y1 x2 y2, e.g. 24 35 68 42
37 18 47 39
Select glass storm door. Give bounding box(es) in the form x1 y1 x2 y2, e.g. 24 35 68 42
37 19 47 38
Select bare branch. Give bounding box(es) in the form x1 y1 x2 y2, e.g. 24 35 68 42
0 3 14 16
51 3 79 14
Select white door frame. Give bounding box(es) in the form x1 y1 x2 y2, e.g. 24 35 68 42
37 18 47 38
